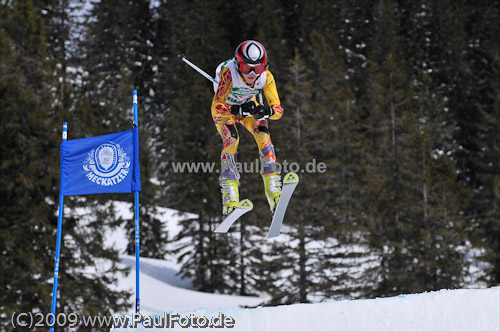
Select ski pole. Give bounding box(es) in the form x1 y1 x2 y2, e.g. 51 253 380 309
178 54 218 84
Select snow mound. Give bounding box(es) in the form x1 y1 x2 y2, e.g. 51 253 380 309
111 287 499 331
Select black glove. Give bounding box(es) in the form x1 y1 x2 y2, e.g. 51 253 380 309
254 105 274 120
231 101 256 117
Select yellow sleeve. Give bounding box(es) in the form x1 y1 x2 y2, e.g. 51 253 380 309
262 70 284 120
211 66 233 116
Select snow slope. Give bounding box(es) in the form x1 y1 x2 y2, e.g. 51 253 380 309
113 257 499 332
108 202 500 331
117 255 263 313
108 201 265 313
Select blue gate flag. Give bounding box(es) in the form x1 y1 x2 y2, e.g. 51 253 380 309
60 127 141 195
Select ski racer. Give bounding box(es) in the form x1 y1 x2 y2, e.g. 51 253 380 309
211 40 284 216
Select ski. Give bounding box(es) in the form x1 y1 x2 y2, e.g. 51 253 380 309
214 199 253 233
267 172 300 238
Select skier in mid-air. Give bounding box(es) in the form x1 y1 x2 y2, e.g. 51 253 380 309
211 40 285 216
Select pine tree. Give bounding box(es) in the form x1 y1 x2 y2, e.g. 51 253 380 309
362 0 471 296
424 0 478 246
76 0 167 260
1 2 129 329
154 0 244 293
399 72 470 291
36 0 88 124
463 1 500 284
0 1 59 322
364 0 420 296
396 0 499 287
250 49 315 305
308 30 378 300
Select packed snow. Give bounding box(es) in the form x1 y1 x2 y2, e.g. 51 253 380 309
105 202 499 331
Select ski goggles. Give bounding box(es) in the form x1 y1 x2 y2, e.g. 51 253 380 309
238 62 266 75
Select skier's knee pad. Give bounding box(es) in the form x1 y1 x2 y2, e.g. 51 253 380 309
222 123 238 142
222 123 239 154
257 125 270 135
226 124 238 140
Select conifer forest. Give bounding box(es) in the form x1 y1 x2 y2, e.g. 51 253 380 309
1 0 500 329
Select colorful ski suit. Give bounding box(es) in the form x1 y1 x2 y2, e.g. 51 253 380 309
211 58 284 183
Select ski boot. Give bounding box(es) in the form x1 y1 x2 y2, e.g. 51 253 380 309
263 173 281 214
221 180 239 216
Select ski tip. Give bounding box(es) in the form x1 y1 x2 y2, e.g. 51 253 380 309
283 172 299 184
237 199 253 210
